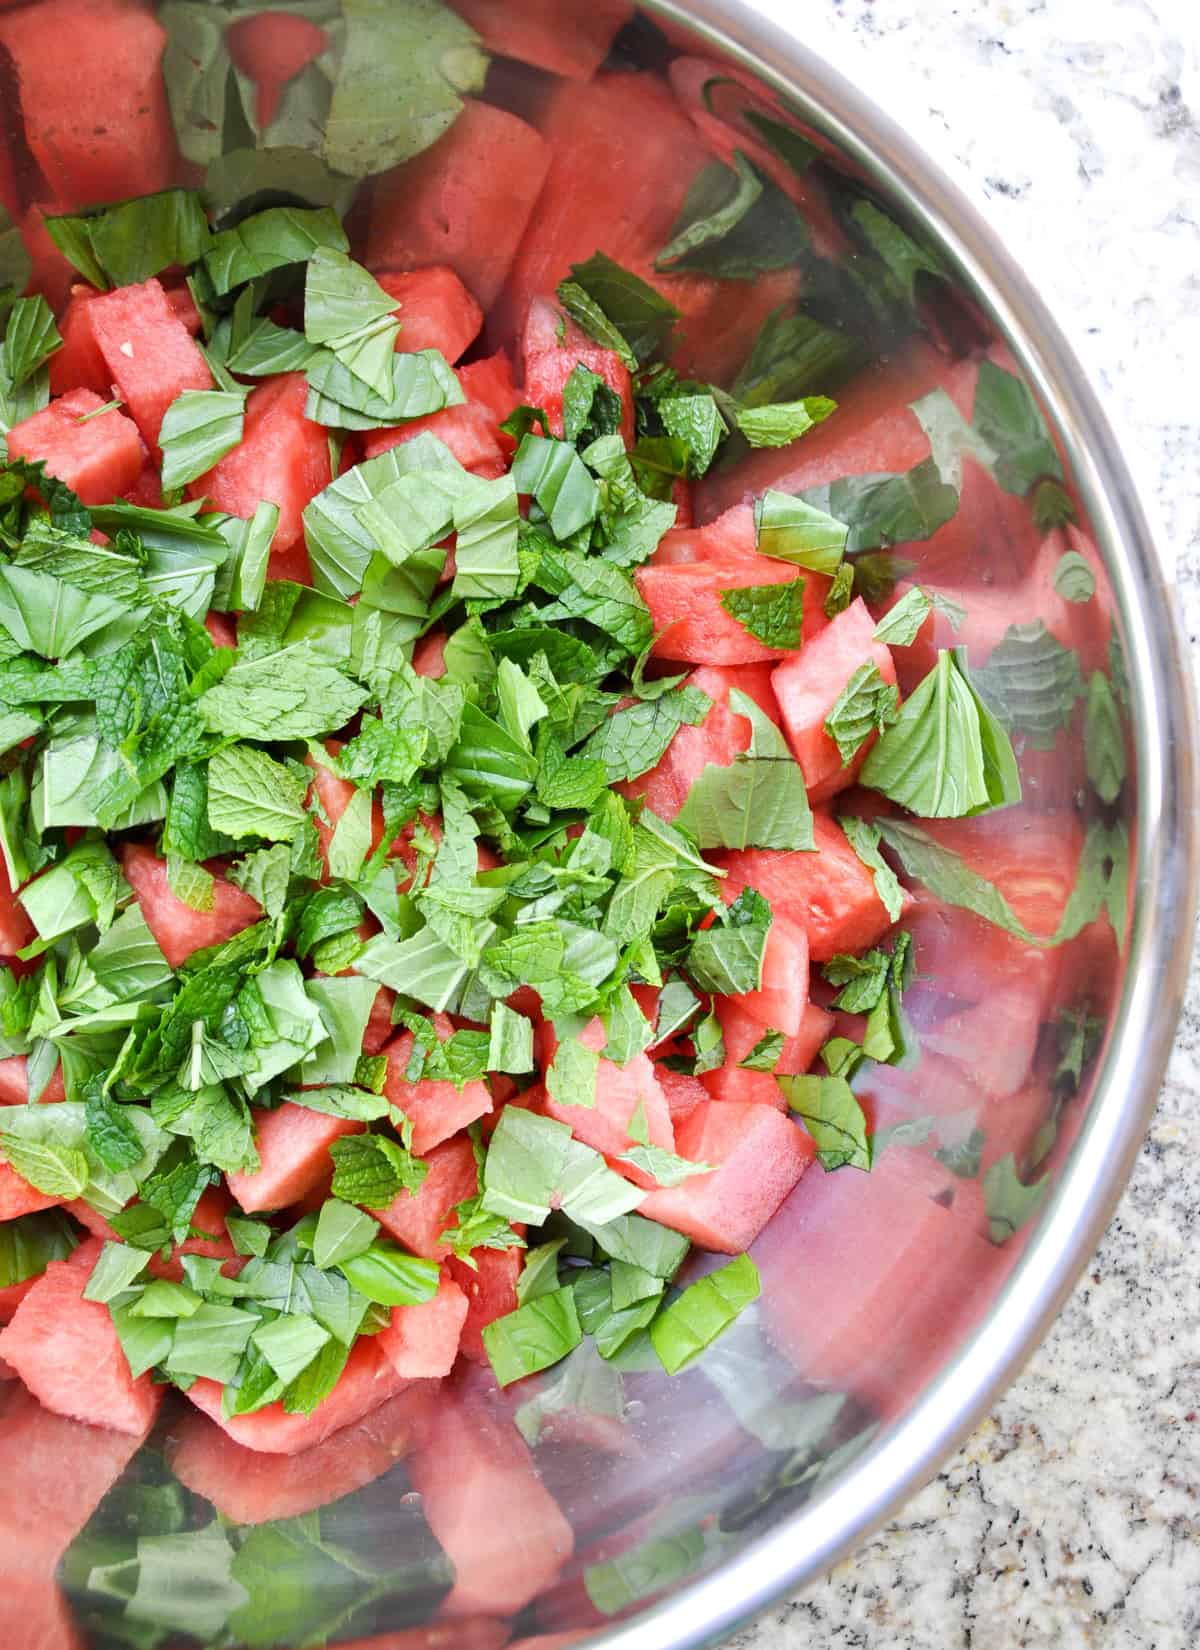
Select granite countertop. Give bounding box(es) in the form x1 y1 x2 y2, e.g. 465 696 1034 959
726 2 1200 1647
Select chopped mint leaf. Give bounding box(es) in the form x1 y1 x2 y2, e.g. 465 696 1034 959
739 1030 785 1072
483 1287 584 1386
166 1302 258 1384
736 396 836 449
328 1134 427 1208
824 661 900 765
580 686 711 785
511 434 601 541
203 207 349 297
982 1153 1049 1245
719 577 805 650
338 1240 439 1306
559 252 679 366
562 365 624 446
199 643 367 742
687 889 771 996
824 561 855 618
753 490 847 573
226 1216 271 1259
158 389 247 493
778 1074 871 1171
82 1240 152 1305
304 248 401 400
972 361 1064 497
619 1144 713 1187
658 394 727 478
649 1253 761 1374
838 815 906 924
861 650 1021 818
0 1132 90 1198
677 689 814 851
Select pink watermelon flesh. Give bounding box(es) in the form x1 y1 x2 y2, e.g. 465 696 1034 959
225 10 330 129
698 1063 786 1111
48 286 111 398
635 555 829 666
0 852 35 956
508 1638 588 1650
376 267 484 362
407 1378 574 1617
620 661 779 821
167 1382 430 1525
0 0 176 206
451 0 631 80
657 1068 708 1126
0 1573 84 1650
121 842 261 970
0 1238 163 1436
0 1277 39 1322
84 276 214 454
737 912 809 1037
0 1055 65 1106
457 351 522 449
190 371 331 569
185 1334 408 1455
6 388 143 505
0 1164 62 1220
715 997 832 1073
522 300 636 446
921 982 1046 1100
363 394 506 475
0 1381 145 1570
639 1100 816 1252
540 1017 674 1170
716 813 899 961
382 1017 493 1156
368 100 551 312
226 1101 364 1213
447 1246 524 1364
377 1275 468 1380
372 1134 480 1261
772 597 899 801
651 501 757 566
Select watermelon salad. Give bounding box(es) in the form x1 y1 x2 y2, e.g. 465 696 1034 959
0 1 1128 1645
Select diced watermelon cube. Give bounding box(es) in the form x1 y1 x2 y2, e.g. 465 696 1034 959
457 351 521 452
452 0 630 79
362 984 396 1054
0 1164 62 1221
447 1246 523 1364
716 812 900 961
0 1382 145 1572
0 1277 39 1323
185 1333 408 1455
167 1382 429 1525
638 1100 816 1252
372 1134 479 1260
362 396 505 475
778 1001 836 1073
0 0 176 206
226 10 330 129
84 277 214 455
48 286 110 398
407 1377 574 1616
540 1018 674 1175
377 1274 468 1379
0 1054 64 1106
121 842 261 970
772 597 899 801
698 1063 785 1111
522 299 635 446
226 1101 364 1214
0 1238 163 1435
651 501 758 566
6 389 144 506
0 852 34 958
190 372 330 575
412 631 448 679
376 267 484 363
147 1184 241 1282
635 554 829 666
382 1015 493 1156
742 913 811 1037
656 1067 708 1126
367 100 551 311
921 982 1045 1101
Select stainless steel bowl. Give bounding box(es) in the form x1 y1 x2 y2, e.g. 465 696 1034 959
4 3 1195 1646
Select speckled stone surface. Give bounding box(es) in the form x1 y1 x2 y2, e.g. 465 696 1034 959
723 2 1200 1647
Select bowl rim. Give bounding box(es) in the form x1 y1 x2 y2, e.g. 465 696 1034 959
583 3 1199 1644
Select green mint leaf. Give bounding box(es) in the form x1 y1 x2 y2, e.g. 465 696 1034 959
206 744 309 841
483 1286 584 1386
732 306 867 409
580 686 710 785
656 153 812 281
687 917 769 998
823 661 900 765
837 815 906 924
481 1109 572 1226
226 1215 271 1259
305 343 462 430
199 642 367 742
0 1209 77 1289
159 389 247 493
249 1313 331 1387
874 818 1034 943
658 394 727 478
982 1153 1049 1245
203 206 348 297
738 1030 785 1072
559 252 679 366
84 1085 146 1174
972 361 1064 497
488 1002 535 1075
82 1239 152 1304
823 561 855 618
648 1253 761 1375
338 1239 440 1306
1032 477 1077 531
0 1132 89 1198
47 189 212 290
304 247 401 399
545 1035 601 1110
778 1074 871 1171
735 396 836 449
514 1336 625 1445
312 1199 380 1270
753 489 847 573
511 434 601 541
860 650 1022 818
562 365 624 446
328 1134 427 1207
797 458 960 555
676 689 814 851
166 1301 258 1384
619 1144 713 1188
452 473 521 601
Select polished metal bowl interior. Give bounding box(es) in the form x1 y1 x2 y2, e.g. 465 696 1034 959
6 3 1196 1648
